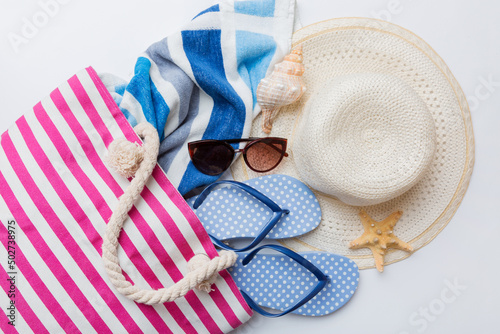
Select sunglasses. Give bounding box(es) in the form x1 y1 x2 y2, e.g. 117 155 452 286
188 137 288 176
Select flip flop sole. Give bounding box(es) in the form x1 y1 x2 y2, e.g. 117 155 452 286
228 252 359 316
187 175 321 241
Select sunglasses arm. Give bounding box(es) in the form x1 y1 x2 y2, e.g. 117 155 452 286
249 138 289 157
265 142 289 157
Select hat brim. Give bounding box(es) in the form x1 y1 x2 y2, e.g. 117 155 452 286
231 17 474 270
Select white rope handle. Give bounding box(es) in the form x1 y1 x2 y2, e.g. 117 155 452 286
102 122 237 305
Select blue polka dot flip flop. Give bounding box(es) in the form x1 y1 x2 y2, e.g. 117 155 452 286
186 174 321 252
228 245 360 317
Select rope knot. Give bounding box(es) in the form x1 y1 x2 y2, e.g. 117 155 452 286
188 254 218 293
107 138 144 178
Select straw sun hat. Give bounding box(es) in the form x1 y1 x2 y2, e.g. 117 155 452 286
231 18 474 270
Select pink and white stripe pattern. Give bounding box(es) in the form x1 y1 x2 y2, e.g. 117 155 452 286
0 67 252 333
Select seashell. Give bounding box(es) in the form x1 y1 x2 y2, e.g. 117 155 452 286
257 45 306 134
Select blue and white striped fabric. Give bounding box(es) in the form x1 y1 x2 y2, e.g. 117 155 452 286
103 0 296 195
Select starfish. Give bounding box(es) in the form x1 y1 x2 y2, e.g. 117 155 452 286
349 210 413 272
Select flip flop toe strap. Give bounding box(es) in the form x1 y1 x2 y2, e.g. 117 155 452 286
194 180 289 252
239 245 329 317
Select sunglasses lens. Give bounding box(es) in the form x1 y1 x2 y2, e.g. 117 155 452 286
189 142 234 176
245 139 286 172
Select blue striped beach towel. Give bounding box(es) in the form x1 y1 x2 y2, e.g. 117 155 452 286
102 0 296 195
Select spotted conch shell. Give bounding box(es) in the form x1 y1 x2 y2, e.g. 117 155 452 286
257 45 306 134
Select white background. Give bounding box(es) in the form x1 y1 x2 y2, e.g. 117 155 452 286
1 0 499 333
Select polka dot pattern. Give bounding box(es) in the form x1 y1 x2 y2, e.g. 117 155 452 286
187 175 321 241
228 252 359 316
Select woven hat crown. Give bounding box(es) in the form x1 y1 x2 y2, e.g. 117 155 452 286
231 18 474 270
294 73 436 206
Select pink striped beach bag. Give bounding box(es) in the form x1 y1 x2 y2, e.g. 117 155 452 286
0 67 252 333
